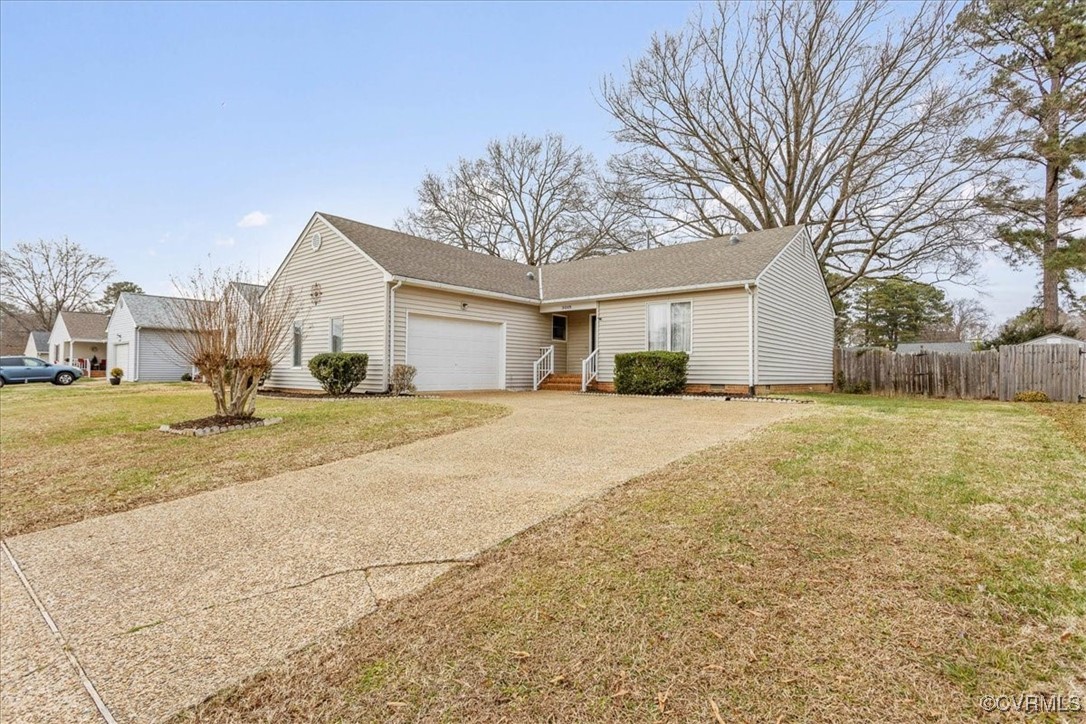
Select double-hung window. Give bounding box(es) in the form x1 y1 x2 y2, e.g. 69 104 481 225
292 322 303 366
647 301 691 352
330 318 344 352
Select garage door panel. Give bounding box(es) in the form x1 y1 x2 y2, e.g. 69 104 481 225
407 315 503 391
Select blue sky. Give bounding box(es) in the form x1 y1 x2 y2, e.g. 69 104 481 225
0 1 1059 323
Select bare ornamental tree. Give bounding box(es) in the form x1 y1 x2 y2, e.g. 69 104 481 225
602 0 1002 296
168 269 296 419
398 133 655 265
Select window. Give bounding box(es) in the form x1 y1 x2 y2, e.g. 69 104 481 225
292 322 303 366
647 301 691 352
22 358 46 367
552 314 567 341
330 318 343 353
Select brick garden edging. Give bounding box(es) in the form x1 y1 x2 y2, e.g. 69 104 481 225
159 417 283 437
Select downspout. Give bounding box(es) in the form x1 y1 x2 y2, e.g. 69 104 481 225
387 280 403 391
744 284 755 396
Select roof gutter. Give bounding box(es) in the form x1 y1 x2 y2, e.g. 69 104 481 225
389 275 539 305
387 280 403 390
744 284 755 395
542 279 758 307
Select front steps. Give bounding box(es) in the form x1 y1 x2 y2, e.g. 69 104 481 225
538 374 583 392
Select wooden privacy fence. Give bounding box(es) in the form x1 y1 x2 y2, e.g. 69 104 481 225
835 345 1085 402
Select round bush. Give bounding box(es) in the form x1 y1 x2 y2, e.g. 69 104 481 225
613 351 688 395
308 352 369 395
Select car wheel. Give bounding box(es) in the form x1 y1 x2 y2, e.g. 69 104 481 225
55 372 75 386
0 376 5 388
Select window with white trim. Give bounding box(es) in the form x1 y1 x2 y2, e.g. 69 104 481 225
552 314 567 341
330 318 343 353
292 322 303 366
647 301 691 352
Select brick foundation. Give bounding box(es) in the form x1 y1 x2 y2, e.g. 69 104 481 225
590 381 831 395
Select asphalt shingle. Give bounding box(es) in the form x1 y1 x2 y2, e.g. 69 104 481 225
319 213 805 303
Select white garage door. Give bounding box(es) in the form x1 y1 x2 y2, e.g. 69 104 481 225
407 315 503 391
113 343 130 378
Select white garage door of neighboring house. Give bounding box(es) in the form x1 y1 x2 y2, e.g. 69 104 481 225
113 343 130 378
407 314 504 391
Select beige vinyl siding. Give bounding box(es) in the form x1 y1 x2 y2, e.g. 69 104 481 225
392 285 550 390
597 289 749 385
266 217 388 392
754 234 835 384
564 311 592 373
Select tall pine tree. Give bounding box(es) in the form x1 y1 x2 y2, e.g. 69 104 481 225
958 0 1086 327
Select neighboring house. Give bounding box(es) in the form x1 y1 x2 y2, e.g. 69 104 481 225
0 310 35 355
106 293 212 382
48 311 109 374
896 341 976 354
23 330 49 360
1020 333 1086 349
263 212 835 394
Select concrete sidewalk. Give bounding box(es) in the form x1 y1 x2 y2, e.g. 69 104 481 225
1 392 805 723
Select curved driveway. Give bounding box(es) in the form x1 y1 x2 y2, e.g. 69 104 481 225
1 392 806 723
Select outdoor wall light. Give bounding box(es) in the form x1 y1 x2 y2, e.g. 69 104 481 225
461 302 468 310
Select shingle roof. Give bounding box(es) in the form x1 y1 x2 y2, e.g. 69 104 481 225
320 214 541 300
119 293 215 330
896 341 975 354
59 311 109 340
319 213 805 303
229 282 266 306
30 330 49 352
540 226 804 301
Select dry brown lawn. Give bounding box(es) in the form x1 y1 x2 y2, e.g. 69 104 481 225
0 381 504 536
182 396 1086 723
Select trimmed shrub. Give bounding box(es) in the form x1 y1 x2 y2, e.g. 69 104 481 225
1013 390 1050 403
181 372 193 382
613 351 688 395
308 352 368 395
390 364 417 395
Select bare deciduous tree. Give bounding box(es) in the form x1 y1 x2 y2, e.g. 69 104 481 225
398 133 653 265
0 238 114 330
602 0 1000 296
168 268 296 419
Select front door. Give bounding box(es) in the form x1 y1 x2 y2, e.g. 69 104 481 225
590 314 598 353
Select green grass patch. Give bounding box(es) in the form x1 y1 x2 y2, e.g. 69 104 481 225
0 381 505 535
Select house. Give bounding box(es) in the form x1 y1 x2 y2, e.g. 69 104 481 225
23 330 49 360
106 293 211 382
1020 333 1086 349
48 311 109 374
262 212 835 394
896 341 976 354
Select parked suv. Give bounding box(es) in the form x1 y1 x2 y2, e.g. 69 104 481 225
0 357 83 387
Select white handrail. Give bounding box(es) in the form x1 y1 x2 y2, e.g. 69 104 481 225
581 348 599 391
533 345 554 390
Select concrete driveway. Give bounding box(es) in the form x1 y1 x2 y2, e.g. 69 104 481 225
1 392 805 723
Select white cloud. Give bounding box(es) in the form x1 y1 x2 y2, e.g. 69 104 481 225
237 211 269 228
215 236 236 247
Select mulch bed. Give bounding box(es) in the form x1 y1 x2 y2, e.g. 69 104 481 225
167 415 265 430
